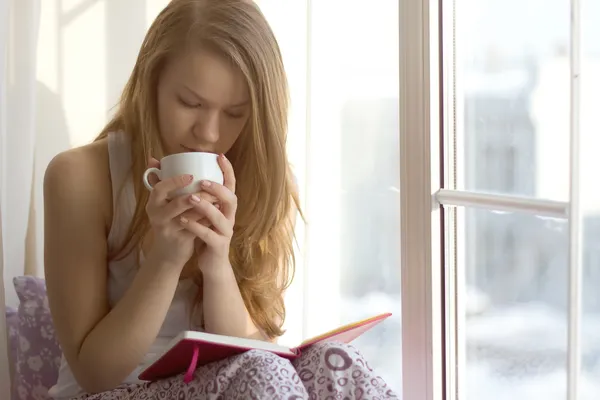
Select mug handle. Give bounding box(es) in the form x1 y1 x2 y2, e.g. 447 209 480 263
142 167 162 191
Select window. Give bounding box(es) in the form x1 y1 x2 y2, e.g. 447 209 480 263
433 0 600 399
258 0 402 392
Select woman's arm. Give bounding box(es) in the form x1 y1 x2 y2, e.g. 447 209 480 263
202 266 265 339
44 145 183 393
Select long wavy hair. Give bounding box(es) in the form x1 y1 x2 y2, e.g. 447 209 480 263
95 0 300 339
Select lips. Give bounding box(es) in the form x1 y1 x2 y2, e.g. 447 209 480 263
181 145 215 153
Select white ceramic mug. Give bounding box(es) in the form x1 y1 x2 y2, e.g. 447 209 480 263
142 152 224 197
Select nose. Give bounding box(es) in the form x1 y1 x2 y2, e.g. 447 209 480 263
193 110 220 144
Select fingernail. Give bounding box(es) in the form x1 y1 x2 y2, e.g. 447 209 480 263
220 153 227 160
215 203 221 210
185 174 193 182
201 180 211 187
180 216 189 224
190 194 201 203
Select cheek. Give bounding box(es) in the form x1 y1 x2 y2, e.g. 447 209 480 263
158 102 195 142
224 117 249 142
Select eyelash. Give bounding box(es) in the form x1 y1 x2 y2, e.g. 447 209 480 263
178 96 244 119
226 112 244 119
178 97 200 108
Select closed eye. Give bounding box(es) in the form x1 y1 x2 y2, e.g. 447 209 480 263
225 111 244 119
177 96 201 108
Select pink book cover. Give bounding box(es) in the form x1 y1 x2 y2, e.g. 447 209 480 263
138 312 392 382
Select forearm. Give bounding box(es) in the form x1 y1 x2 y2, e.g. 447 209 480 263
76 254 182 393
202 264 266 340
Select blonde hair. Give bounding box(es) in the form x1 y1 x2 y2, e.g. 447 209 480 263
96 0 300 339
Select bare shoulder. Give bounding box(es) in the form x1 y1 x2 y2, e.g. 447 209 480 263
45 139 110 194
44 139 112 229
44 138 115 370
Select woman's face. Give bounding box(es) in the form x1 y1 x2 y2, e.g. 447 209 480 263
156 49 250 156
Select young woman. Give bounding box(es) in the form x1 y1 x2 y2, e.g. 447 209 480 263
44 0 398 398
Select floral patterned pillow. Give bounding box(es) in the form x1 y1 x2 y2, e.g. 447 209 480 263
6 306 18 390
11 276 61 400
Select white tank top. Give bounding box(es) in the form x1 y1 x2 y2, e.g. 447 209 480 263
49 132 200 398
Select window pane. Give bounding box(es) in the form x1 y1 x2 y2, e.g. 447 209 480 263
308 0 401 391
261 0 402 392
453 0 573 200
459 208 574 398
257 0 310 352
459 207 600 398
580 3 600 398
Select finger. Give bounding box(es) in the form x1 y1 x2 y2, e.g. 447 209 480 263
179 209 212 226
189 194 232 236
195 191 219 205
218 154 236 194
156 194 216 226
155 194 196 223
150 174 194 204
147 157 161 186
179 217 220 247
198 180 237 220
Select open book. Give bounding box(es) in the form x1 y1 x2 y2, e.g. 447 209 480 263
138 312 392 382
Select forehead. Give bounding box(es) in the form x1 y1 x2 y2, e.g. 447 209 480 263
161 48 249 106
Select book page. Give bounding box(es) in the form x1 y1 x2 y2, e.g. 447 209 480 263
298 313 391 346
181 330 294 355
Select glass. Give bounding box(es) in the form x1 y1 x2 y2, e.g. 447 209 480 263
257 0 309 357
260 0 402 391
454 0 572 200
458 207 600 399
580 3 600 398
308 0 401 391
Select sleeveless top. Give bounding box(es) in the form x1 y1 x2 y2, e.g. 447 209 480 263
49 132 201 398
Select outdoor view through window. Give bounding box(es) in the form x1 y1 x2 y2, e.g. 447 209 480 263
455 0 600 398
260 0 402 393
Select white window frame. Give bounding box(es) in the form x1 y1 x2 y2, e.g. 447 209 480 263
400 0 584 399
399 1 444 399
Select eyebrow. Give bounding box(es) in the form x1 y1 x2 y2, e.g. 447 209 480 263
182 85 249 108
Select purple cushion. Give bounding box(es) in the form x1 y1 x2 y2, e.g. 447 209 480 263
6 305 19 395
11 276 61 400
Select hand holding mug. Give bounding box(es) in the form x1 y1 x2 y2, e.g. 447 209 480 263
143 152 224 198
145 157 219 225
142 152 226 268
178 153 238 274
143 171 199 268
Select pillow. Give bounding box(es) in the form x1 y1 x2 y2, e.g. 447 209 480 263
12 276 61 400
6 306 18 360
6 306 18 392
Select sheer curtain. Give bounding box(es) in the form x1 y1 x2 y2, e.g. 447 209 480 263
0 0 171 392
1 0 41 304
1 0 42 391
0 0 9 390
